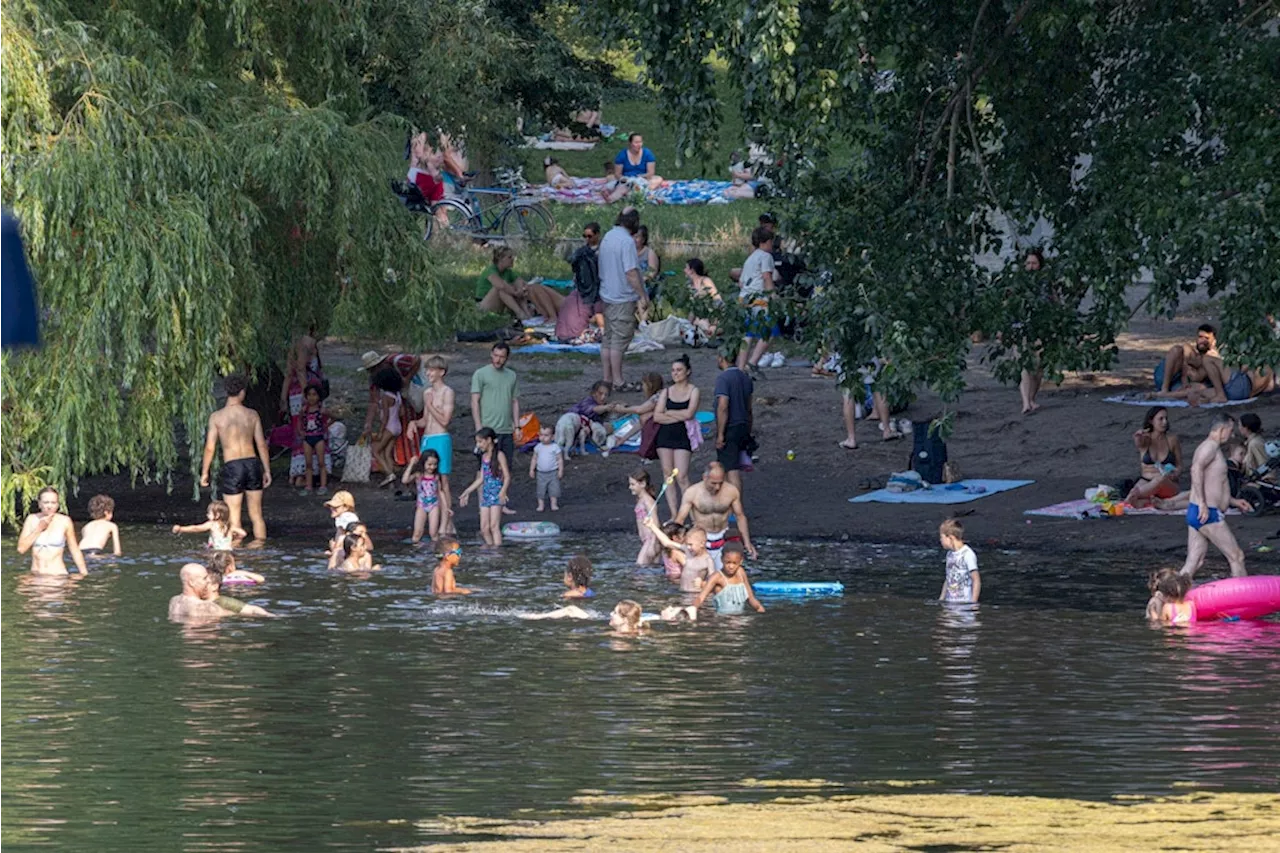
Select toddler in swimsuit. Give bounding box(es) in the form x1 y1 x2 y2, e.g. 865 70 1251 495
628 469 662 566
644 517 713 591
172 500 245 552
692 542 764 614
458 427 509 546
1146 567 1196 625
402 449 443 543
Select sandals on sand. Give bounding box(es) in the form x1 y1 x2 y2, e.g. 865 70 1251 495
838 440 858 450
613 381 642 393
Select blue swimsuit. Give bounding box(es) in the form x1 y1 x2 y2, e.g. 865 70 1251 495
480 456 503 507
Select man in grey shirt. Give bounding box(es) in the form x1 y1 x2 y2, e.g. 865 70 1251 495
596 208 650 391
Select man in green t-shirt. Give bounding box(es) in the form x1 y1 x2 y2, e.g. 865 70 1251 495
470 342 520 479
475 246 562 322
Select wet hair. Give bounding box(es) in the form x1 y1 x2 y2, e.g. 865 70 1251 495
491 341 511 356
629 468 656 497
939 518 965 540
342 534 362 555
1241 413 1262 434
641 372 665 399
344 521 364 534
616 208 640 233
223 374 247 397
584 221 601 236
476 426 497 442
206 550 235 574
1142 406 1168 433
88 494 114 519
750 225 773 248
435 536 460 556
492 245 515 265
1197 323 1216 337
661 521 685 541
672 353 692 376
614 599 642 628
1211 412 1237 431
590 380 612 396
426 355 448 372
721 541 746 561
686 257 706 277
635 224 649 247
566 554 593 588
204 565 225 588
1149 567 1191 601
208 500 231 524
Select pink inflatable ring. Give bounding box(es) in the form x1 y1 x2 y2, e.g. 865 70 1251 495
1187 576 1280 622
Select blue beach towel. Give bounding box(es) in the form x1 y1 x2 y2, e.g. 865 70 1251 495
849 479 1034 505
514 342 601 355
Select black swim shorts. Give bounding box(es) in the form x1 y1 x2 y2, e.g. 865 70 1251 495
220 457 265 495
717 423 750 471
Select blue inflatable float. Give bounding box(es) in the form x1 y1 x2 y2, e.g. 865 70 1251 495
752 581 844 596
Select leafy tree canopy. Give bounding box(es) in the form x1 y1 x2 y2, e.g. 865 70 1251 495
610 0 1279 407
0 0 608 521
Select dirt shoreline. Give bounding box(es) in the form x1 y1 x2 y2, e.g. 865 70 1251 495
67 310 1279 569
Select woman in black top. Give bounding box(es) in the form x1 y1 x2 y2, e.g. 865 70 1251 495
652 354 701 518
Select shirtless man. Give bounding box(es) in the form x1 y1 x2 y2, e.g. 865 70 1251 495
1155 324 1252 403
674 461 758 569
1180 413 1250 579
168 563 274 622
416 355 456 533
200 374 272 542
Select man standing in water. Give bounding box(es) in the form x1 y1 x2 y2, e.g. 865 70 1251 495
200 374 272 542
1180 412 1250 579
675 461 757 569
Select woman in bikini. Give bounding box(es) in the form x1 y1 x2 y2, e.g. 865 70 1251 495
1125 406 1183 507
17 487 88 576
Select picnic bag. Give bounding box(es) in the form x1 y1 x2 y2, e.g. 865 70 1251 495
638 418 660 460
910 421 947 485
515 413 541 446
343 440 372 483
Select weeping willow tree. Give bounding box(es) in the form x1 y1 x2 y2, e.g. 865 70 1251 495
0 0 606 522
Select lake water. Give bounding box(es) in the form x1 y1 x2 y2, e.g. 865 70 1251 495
3 528 1279 850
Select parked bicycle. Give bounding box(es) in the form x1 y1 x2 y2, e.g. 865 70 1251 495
391 167 554 243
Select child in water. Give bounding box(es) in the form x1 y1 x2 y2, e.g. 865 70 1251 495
458 427 510 546
628 469 662 566
328 521 374 569
644 517 713 591
1146 568 1196 625
609 599 645 635
324 491 361 552
402 449 444 543
563 554 594 599
659 522 686 581
692 542 765 613
79 494 122 556
336 533 382 573
432 537 471 594
172 500 245 551
938 518 981 603
206 549 265 584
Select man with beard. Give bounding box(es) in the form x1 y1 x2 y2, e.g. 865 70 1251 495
1154 324 1251 403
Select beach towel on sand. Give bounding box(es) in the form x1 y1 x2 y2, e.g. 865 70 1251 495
849 479 1033 505
1105 393 1258 408
1023 498 1241 519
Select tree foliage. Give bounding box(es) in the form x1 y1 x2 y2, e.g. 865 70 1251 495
609 0 1280 406
0 0 607 522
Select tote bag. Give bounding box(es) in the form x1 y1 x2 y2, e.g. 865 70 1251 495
343 441 372 483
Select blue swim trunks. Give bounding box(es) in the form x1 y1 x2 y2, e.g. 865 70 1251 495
1186 503 1223 530
419 433 453 475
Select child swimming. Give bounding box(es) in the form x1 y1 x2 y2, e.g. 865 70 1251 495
402 449 443 543
563 554 595 599
628 469 662 566
1146 567 1196 625
692 542 765 614
206 549 265 584
938 519 981 604
172 500 245 551
458 427 510 546
336 533 382 573
328 521 374 569
432 537 471 594
609 599 645 635
644 517 713 592
79 494 122 556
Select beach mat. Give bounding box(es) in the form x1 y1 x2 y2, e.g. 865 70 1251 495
514 342 600 355
522 138 597 150
1104 393 1258 408
849 479 1034 505
1024 498 1240 519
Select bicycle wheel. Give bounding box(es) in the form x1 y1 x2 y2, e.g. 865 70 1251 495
500 201 554 242
425 199 480 241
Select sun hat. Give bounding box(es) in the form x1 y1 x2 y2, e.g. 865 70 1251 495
323 490 355 509
357 351 383 371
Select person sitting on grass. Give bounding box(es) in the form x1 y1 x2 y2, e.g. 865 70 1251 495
603 133 663 202
476 246 563 323
543 156 573 189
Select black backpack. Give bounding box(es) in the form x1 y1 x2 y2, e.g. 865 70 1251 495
911 421 948 485
570 245 600 305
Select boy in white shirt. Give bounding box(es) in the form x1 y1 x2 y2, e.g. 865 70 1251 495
530 426 565 511
939 518 981 603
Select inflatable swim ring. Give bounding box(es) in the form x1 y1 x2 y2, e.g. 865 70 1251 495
1187 575 1280 621
221 576 260 585
502 521 561 540
752 581 845 596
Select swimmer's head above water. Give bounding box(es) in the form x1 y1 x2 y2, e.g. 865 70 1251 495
609 600 644 634
565 554 592 590
436 536 462 566
720 542 745 576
